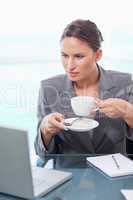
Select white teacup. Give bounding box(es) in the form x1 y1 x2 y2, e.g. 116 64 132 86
71 96 98 117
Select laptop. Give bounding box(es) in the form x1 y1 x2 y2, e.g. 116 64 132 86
0 126 72 199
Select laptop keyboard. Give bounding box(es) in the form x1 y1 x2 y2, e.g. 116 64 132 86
33 177 46 186
32 167 47 186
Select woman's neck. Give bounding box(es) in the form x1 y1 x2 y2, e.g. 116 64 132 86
74 66 100 90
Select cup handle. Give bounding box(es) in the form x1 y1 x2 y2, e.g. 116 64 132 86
92 106 99 112
93 97 100 112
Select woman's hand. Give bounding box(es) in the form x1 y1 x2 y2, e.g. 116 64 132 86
41 112 66 136
40 112 66 148
97 98 129 118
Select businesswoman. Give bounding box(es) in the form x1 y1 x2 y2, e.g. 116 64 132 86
34 19 133 163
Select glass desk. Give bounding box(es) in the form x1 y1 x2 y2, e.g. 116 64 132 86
0 155 133 200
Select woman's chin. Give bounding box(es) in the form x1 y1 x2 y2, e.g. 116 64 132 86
67 74 80 81
68 76 78 81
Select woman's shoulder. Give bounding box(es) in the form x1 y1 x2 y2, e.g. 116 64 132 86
40 74 68 87
103 68 132 85
105 69 131 77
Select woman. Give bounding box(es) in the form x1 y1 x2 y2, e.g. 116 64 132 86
34 19 133 164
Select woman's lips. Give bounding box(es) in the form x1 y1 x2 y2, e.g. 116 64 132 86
68 72 79 77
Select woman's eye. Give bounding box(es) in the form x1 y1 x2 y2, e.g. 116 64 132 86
75 55 84 58
62 54 68 58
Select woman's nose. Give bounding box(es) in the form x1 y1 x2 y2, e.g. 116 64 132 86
67 58 76 71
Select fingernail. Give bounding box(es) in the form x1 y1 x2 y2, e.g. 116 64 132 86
64 126 68 131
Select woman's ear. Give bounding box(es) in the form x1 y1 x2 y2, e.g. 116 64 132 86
95 49 102 62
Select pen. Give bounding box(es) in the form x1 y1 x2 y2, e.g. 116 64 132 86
112 155 120 169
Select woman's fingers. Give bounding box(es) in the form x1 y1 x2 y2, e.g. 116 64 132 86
97 98 128 118
47 113 66 131
48 118 65 130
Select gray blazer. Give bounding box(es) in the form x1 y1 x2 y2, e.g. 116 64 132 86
34 66 133 162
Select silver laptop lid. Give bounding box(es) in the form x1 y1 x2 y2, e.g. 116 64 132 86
0 126 34 199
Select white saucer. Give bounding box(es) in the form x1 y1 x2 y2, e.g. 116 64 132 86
63 118 99 132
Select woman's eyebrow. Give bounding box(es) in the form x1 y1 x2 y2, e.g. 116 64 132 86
61 51 85 55
61 51 66 54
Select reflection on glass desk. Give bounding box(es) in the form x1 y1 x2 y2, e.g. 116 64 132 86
1 154 133 200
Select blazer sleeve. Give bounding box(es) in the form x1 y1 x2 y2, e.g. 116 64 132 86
126 75 133 139
34 82 59 161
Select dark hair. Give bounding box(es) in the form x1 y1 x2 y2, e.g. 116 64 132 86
60 19 103 52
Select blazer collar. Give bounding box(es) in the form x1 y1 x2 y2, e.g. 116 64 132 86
61 75 75 98
61 65 116 97
99 66 116 91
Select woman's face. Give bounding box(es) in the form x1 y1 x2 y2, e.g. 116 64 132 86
60 37 102 82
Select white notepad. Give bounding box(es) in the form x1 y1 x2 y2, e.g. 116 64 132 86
87 153 133 178
121 190 133 200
